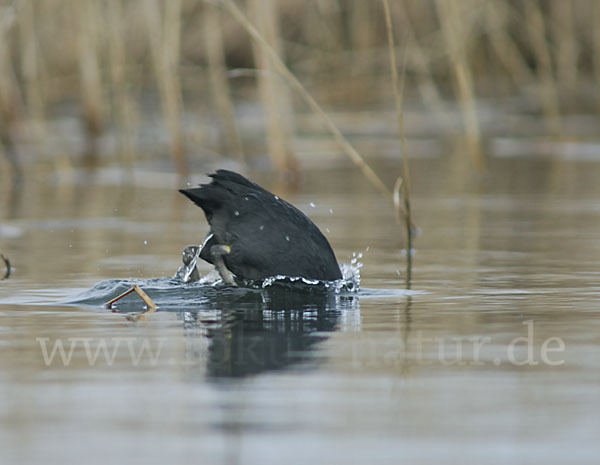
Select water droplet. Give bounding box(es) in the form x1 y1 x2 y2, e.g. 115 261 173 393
285 235 290 241
143 240 148 245
309 202 316 208
329 208 334 214
234 210 240 216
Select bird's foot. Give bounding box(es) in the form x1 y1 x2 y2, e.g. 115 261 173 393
210 244 237 286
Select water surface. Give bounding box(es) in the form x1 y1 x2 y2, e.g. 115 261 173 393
1 155 599 464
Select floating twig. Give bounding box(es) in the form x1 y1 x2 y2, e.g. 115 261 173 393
1 252 10 279
104 284 158 315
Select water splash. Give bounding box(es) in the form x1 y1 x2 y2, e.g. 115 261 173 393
256 253 362 293
173 245 202 283
66 246 366 313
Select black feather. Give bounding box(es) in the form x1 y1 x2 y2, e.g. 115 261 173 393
179 170 342 281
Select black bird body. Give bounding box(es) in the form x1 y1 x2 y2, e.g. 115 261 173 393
179 170 342 283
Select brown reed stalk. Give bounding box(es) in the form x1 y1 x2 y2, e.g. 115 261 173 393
550 0 578 100
594 1 600 112
143 0 187 178
434 0 483 170
76 0 104 158
18 1 47 148
382 0 413 286
203 2 244 162
399 0 449 125
107 0 137 170
220 0 392 200
523 0 561 137
303 0 343 59
484 1 533 86
247 0 297 174
350 0 373 52
0 9 23 178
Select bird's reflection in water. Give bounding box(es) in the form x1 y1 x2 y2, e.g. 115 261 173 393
179 285 359 378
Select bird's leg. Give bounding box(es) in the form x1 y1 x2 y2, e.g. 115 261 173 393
210 244 237 286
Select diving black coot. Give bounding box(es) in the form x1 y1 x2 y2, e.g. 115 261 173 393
179 170 342 284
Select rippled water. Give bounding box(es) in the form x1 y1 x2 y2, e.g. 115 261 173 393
1 155 599 464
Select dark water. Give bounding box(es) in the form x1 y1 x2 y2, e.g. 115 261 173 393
1 154 599 464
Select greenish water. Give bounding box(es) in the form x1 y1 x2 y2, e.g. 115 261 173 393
1 153 599 464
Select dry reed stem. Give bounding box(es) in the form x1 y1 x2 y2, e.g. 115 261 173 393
393 177 411 286
76 0 104 146
550 1 578 99
107 0 136 169
594 1 600 112
248 0 296 174
304 0 344 60
434 0 483 170
220 0 392 200
18 1 47 148
383 0 413 284
399 0 448 121
351 0 373 53
484 2 533 85
144 0 187 178
204 2 244 162
0 9 23 177
400 3 485 79
524 0 561 137
382 0 410 193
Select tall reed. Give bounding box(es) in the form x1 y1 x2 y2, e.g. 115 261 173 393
18 1 46 149
76 0 104 159
524 0 561 137
247 0 297 175
221 0 392 199
107 0 136 170
484 1 533 86
144 0 187 178
434 0 483 169
382 0 413 287
0 8 22 178
1 0 597 178
551 1 578 101
594 1 600 113
204 2 244 162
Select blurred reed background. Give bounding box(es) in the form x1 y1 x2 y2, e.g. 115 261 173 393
0 0 598 183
